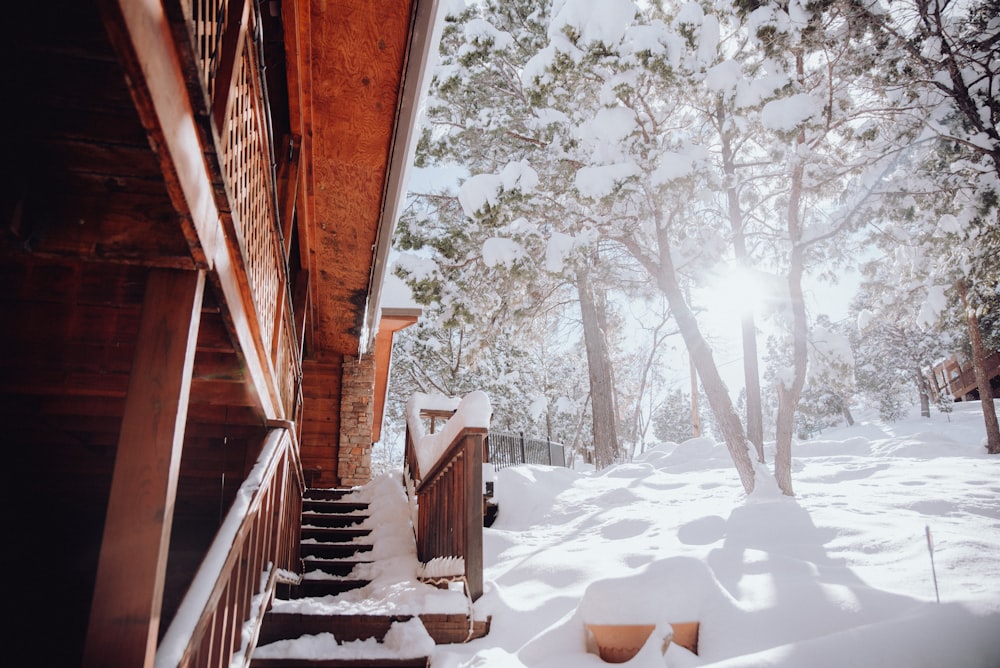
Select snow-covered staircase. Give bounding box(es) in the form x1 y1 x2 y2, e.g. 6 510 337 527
249 484 489 667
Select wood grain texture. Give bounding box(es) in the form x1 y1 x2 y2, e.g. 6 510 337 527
302 0 414 357
83 269 205 668
300 357 344 487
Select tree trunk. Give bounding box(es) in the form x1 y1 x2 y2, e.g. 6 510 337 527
841 401 855 427
915 366 931 418
626 317 670 453
742 313 765 461
718 99 765 461
577 267 621 469
958 281 1000 454
653 226 755 493
773 253 806 496
773 89 809 497
690 354 701 438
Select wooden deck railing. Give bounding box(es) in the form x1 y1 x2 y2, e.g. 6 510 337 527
405 410 486 601
180 0 302 420
156 426 304 668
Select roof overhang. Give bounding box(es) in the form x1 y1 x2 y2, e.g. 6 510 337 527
284 0 441 361
372 306 422 443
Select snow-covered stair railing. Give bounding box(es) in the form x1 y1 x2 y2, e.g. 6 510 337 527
404 391 491 602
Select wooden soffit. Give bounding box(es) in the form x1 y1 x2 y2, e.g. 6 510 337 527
286 0 427 360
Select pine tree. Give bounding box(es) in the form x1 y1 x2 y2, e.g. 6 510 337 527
860 0 1000 451
652 389 697 444
850 269 957 421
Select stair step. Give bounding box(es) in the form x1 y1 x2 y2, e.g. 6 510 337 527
303 499 370 514
258 613 491 647
302 513 369 528
303 488 358 501
301 559 372 578
301 543 373 560
251 657 428 667
301 527 371 543
288 579 370 597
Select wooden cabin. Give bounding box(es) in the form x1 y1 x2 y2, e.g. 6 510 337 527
3 0 486 665
928 352 1000 403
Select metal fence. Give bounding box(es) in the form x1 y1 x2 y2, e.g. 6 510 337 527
487 432 567 469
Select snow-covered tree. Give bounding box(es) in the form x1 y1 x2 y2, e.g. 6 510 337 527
397 0 933 494
850 267 957 420
860 0 1000 451
652 388 697 444
398 0 632 469
799 316 857 429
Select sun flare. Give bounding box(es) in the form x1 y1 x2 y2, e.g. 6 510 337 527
698 262 780 320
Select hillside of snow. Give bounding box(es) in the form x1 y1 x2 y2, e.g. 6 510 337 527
433 400 1000 667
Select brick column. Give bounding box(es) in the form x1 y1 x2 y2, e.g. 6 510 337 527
338 353 375 486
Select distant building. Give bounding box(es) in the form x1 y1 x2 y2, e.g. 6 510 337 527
928 351 1000 402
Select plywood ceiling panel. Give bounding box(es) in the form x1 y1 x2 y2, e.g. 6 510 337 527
304 0 414 358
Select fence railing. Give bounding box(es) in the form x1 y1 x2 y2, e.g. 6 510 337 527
156 426 303 668
487 432 567 470
404 405 485 601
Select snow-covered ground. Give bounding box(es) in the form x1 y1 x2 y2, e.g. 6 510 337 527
432 400 1000 667
253 400 1000 666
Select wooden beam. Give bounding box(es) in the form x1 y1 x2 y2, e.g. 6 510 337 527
96 0 220 269
83 269 205 668
293 270 311 360
98 0 281 420
281 0 313 277
463 430 485 601
278 136 302 260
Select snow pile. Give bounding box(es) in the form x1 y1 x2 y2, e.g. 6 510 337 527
575 162 640 199
761 93 822 132
406 391 492 476
549 0 638 48
483 237 527 268
250 403 1000 665
419 556 467 579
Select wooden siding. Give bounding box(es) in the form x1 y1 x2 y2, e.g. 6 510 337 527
300 357 344 488
3 0 434 662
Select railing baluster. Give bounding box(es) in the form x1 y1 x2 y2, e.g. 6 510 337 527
157 428 303 667
180 0 300 420
405 411 486 601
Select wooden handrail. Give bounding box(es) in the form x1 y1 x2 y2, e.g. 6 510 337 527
156 427 303 668
405 418 486 601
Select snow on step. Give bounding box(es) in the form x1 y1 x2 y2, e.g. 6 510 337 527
252 618 434 663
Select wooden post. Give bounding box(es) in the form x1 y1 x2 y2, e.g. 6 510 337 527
464 430 485 600
83 269 205 668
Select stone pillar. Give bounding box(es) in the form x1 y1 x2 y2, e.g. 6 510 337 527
338 353 375 486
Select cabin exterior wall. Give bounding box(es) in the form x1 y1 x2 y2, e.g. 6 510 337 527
4 0 439 662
